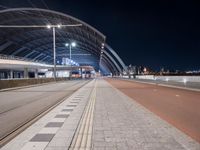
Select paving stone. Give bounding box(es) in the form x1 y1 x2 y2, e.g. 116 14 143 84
62 108 73 112
21 142 49 150
2 80 200 150
30 134 55 142
92 80 200 150
45 122 64 128
67 104 77 107
45 146 68 150
70 101 79 103
48 137 71 147
55 114 69 118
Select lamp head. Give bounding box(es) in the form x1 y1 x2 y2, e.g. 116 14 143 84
47 25 51 29
57 24 61 28
71 42 76 47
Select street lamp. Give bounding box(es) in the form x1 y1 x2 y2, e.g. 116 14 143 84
0 23 82 80
65 42 76 60
46 25 58 80
46 25 80 80
65 42 76 78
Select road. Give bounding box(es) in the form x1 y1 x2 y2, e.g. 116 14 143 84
106 78 200 143
0 80 89 140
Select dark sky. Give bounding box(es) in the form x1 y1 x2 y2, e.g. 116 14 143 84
0 0 200 71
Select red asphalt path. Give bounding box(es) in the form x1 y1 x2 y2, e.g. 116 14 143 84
106 78 200 143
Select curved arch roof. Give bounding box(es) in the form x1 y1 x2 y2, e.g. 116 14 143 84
0 8 126 74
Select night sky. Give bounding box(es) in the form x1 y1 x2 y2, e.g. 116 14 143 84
0 0 200 71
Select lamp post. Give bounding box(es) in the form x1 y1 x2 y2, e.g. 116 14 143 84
65 42 76 60
47 25 62 80
53 27 56 80
65 42 76 78
47 26 78 80
0 24 82 80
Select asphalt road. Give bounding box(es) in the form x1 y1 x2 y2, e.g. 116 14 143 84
0 80 89 140
106 78 200 143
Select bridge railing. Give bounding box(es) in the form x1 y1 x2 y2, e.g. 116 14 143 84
0 54 47 64
135 75 200 83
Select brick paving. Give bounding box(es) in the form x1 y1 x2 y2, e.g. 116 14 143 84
92 79 200 150
1 79 200 150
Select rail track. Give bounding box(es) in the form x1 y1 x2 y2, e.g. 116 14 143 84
0 80 91 148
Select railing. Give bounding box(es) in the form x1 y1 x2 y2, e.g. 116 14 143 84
0 54 48 64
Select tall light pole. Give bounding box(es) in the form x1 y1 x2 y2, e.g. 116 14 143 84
53 27 56 80
47 25 79 80
65 42 76 78
47 25 62 80
65 42 76 60
0 24 82 80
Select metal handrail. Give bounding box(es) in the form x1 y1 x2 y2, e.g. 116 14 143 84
0 54 48 64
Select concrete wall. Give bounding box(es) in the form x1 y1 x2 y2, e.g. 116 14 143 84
0 78 69 90
135 75 155 80
135 75 200 82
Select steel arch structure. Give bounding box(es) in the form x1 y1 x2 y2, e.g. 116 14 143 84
0 8 126 75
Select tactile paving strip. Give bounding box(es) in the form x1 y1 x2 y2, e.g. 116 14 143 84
1 80 96 150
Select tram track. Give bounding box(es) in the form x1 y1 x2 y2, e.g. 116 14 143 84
0 79 91 148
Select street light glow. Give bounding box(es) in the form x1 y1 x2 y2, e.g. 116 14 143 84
71 42 76 47
65 43 69 47
47 25 51 29
57 24 61 28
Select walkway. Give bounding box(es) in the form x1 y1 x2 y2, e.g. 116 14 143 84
1 79 200 150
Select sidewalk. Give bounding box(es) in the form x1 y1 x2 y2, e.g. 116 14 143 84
1 80 96 150
92 79 200 150
1 79 200 150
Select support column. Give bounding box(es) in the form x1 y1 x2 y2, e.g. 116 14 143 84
80 67 83 79
24 68 28 79
10 70 13 79
35 69 38 79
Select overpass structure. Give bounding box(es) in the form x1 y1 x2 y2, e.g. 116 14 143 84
1 7 199 150
0 8 127 78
